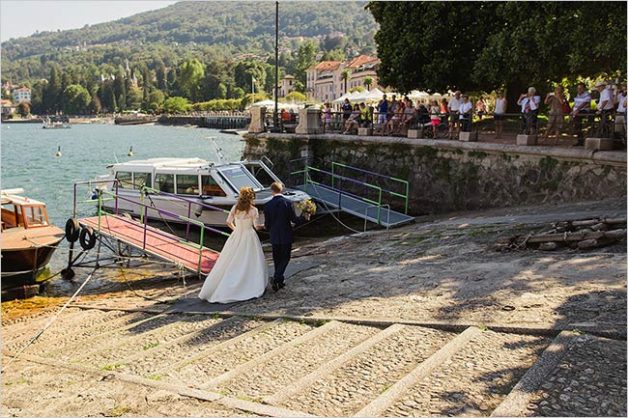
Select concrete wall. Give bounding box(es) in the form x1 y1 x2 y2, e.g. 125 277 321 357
243 133 627 215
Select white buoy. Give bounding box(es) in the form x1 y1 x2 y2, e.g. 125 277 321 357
127 146 134 157
55 146 62 157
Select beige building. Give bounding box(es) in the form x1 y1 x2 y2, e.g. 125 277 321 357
280 75 295 97
306 55 381 103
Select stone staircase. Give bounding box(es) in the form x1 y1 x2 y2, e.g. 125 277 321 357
3 307 626 417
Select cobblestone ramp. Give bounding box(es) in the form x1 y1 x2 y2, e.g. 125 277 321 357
3 307 626 417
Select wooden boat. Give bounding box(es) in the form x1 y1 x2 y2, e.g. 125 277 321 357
1 189 65 295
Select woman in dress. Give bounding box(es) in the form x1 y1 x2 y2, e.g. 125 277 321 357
198 187 268 303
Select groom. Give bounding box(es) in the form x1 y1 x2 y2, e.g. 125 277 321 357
264 182 309 292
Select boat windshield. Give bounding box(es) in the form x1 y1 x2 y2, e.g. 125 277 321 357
217 165 262 193
23 205 48 227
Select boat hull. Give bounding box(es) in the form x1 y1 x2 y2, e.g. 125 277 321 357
1 241 62 289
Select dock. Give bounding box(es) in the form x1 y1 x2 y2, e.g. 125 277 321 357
79 214 219 274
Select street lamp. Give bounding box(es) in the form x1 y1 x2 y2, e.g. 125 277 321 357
271 1 280 132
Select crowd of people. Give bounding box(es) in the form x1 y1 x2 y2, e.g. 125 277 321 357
318 81 627 144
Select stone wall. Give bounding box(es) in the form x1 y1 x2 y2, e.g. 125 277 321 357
243 133 627 215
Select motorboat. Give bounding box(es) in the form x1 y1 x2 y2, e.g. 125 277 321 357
93 158 312 227
0 189 65 297
42 116 71 129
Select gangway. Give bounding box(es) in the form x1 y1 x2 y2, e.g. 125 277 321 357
291 162 414 228
64 180 227 278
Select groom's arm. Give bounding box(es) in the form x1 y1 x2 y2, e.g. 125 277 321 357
264 205 271 231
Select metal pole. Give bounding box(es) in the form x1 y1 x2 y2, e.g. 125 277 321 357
273 1 279 131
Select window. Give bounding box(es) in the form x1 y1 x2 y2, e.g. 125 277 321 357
218 166 260 192
133 172 152 190
201 175 226 197
155 174 174 193
1 204 18 228
176 175 200 195
116 171 133 189
24 205 47 227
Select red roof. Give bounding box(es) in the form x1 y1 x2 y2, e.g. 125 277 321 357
345 55 380 69
313 61 342 71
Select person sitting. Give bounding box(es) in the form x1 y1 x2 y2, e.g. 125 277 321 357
386 104 403 135
459 95 473 132
359 102 370 127
343 104 361 134
429 100 442 138
399 98 415 135
517 87 541 135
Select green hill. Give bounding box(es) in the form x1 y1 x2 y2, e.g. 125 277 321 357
1 1 376 81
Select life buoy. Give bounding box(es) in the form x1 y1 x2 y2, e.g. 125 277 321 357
65 218 80 242
79 226 97 250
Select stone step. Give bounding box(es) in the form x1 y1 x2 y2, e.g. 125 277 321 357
119 317 266 377
169 319 314 387
215 321 381 400
2 308 86 342
73 314 226 369
3 309 130 353
30 311 153 357
281 324 457 416
512 334 627 417
381 330 550 416
263 323 406 406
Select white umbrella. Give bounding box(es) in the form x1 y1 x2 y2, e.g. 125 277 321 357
248 100 304 110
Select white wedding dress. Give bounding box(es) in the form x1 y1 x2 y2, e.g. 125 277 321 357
198 205 268 303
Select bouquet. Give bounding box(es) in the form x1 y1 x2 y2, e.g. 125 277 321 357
296 199 317 217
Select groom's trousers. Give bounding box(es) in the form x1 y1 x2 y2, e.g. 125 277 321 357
272 244 292 283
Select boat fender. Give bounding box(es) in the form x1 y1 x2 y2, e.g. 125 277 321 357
79 226 97 250
65 218 81 242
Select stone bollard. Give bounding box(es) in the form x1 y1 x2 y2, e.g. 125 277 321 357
407 129 422 139
295 108 322 134
459 131 477 142
584 137 615 151
516 134 537 146
248 106 266 133
358 127 373 136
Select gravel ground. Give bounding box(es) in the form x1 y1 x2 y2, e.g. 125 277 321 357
172 320 313 388
218 322 381 400
526 334 627 417
1 359 246 417
122 318 265 377
284 325 456 416
384 330 549 416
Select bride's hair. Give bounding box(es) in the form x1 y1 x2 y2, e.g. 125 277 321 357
235 187 255 213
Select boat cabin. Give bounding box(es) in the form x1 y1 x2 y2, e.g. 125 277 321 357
108 158 281 199
1 193 50 232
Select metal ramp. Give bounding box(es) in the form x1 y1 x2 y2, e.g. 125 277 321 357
79 214 219 274
292 162 414 228
297 183 414 228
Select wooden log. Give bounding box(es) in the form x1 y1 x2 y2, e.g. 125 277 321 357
591 223 609 231
577 239 599 249
526 231 605 244
603 229 627 239
538 242 558 251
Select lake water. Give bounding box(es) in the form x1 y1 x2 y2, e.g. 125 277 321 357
1 123 244 272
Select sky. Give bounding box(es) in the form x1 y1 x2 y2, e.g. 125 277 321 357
0 1 177 42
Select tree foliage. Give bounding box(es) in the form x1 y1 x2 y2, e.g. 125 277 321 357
162 96 190 113
368 1 626 99
63 84 91 114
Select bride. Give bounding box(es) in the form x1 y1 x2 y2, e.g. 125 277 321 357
198 186 268 303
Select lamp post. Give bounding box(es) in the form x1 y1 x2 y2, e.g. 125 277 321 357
272 1 280 132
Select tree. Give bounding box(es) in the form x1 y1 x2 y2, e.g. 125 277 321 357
321 49 346 62
234 61 267 94
363 76 373 91
349 86 365 93
367 2 627 106
63 84 91 114
43 65 62 113
294 40 318 88
341 69 350 94
126 86 143 110
178 59 205 101
16 101 30 117
240 93 268 109
148 89 165 112
162 96 190 113
283 91 307 102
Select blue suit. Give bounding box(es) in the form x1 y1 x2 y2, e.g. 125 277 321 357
264 195 303 284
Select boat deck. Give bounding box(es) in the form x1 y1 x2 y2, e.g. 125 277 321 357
79 214 219 274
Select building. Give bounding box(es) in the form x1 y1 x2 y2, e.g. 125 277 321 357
305 55 381 103
1 99 16 117
280 75 295 97
12 87 31 104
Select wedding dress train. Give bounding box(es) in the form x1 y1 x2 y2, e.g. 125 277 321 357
198 206 268 303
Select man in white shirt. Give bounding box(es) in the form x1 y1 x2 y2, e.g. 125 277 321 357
517 87 541 135
595 81 615 139
570 82 593 145
447 90 462 139
458 95 473 133
615 84 626 141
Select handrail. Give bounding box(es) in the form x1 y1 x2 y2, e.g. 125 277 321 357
331 161 410 214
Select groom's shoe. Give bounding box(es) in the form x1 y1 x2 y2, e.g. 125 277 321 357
271 279 279 292
277 281 285 290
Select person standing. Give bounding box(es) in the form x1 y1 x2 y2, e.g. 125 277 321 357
342 98 352 123
377 94 389 128
263 182 309 292
458 95 473 133
517 87 541 135
570 82 593 145
493 91 507 139
543 85 566 141
615 84 627 140
595 81 615 138
447 91 462 139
